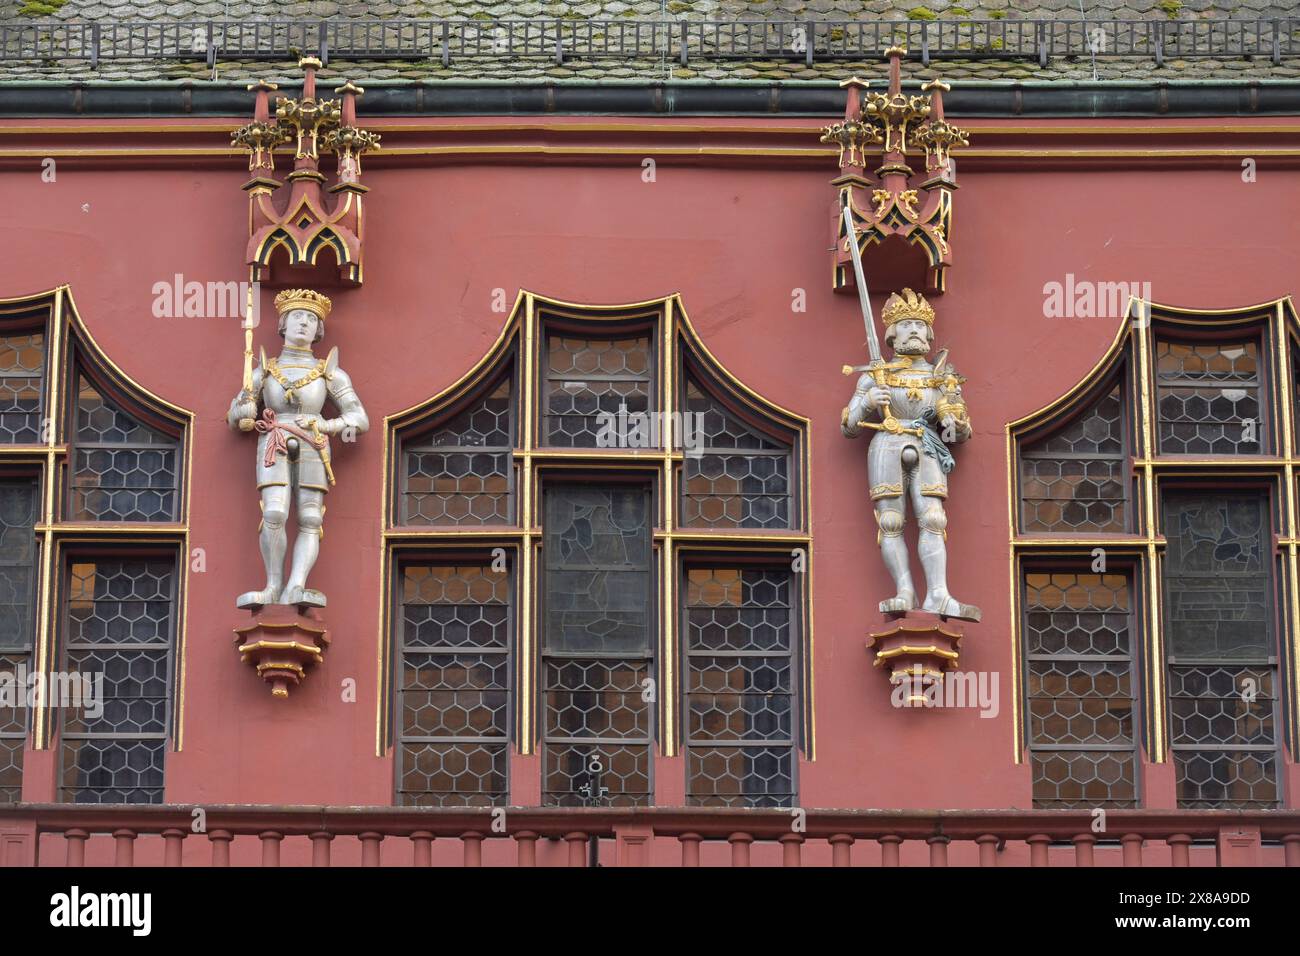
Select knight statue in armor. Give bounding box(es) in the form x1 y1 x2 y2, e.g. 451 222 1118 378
227 288 369 609
840 288 980 621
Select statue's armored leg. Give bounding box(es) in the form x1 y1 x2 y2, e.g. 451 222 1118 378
281 487 326 607
911 479 980 622
237 486 289 609
874 497 916 613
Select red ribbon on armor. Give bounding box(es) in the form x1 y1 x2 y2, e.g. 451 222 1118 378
254 408 328 469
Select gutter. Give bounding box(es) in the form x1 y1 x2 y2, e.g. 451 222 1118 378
0 79 1298 118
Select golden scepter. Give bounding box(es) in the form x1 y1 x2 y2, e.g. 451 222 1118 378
238 279 257 432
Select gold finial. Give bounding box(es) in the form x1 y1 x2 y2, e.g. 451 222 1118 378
881 288 936 328
247 79 279 92
336 80 365 96
298 56 323 70
884 44 907 58
273 288 333 320
921 78 951 93
839 76 870 88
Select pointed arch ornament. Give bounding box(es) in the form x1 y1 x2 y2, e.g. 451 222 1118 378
1007 295 1300 781
376 290 815 789
0 285 194 763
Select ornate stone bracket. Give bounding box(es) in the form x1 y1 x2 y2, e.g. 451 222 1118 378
823 47 968 297
867 612 963 703
233 605 331 698
231 58 380 287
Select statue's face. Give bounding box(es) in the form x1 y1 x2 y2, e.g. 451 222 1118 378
283 308 320 348
892 318 931 355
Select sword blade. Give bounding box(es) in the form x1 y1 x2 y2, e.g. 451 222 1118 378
842 201 882 365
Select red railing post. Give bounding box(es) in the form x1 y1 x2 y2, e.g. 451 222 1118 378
927 835 949 867
461 831 484 867
829 833 853 867
1120 833 1143 866
1216 825 1261 867
615 824 653 867
162 828 185 867
879 834 902 867
976 834 999 867
311 831 333 867
209 829 233 867
65 828 88 867
1027 834 1051 867
411 830 434 866
564 832 587 867
112 829 135 867
1283 833 1300 867
1072 833 1096 867
360 831 383 867
779 833 802 867
679 832 702 867
259 830 283 867
1167 833 1191 867
515 830 538 867
728 832 753 867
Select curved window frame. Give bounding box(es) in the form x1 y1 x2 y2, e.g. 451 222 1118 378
1009 297 1296 810
381 291 812 808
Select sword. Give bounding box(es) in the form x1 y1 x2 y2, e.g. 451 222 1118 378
237 280 257 432
839 202 917 436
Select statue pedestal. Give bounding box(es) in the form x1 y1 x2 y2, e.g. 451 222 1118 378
866 612 963 703
233 605 330 698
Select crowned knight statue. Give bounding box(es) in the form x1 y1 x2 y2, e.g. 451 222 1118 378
227 289 369 609
840 288 980 621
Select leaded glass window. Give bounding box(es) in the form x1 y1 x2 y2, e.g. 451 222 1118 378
396 563 510 807
542 484 653 806
1163 493 1279 808
401 374 514 526
60 558 175 804
71 377 179 522
684 568 796 807
0 332 44 444
1019 384 1127 533
681 379 792 530
1156 340 1263 455
0 481 37 803
1023 571 1139 808
544 334 652 448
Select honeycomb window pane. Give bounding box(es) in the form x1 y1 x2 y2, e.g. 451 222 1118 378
1163 492 1279 809
543 334 653 448
0 331 44 444
59 558 175 805
1155 339 1263 455
396 563 511 807
1023 571 1139 809
541 484 653 807
681 380 792 531
685 568 796 808
72 378 179 522
401 374 514 526
1019 384 1127 533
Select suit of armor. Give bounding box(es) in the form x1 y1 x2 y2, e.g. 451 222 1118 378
227 290 369 609
841 289 979 621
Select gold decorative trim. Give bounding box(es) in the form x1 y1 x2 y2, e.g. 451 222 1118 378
870 482 904 500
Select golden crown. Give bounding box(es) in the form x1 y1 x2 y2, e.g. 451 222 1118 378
881 288 935 328
273 288 332 320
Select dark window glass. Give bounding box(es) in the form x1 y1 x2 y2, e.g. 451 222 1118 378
0 332 44 444
1156 340 1262 455
72 378 179 521
402 374 514 526
1163 492 1279 808
542 484 652 806
396 564 510 807
1020 384 1127 533
685 568 796 807
544 334 651 448
0 481 37 803
681 380 792 530
1024 571 1139 808
60 558 174 804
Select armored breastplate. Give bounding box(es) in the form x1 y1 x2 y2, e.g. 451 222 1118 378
262 361 329 415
